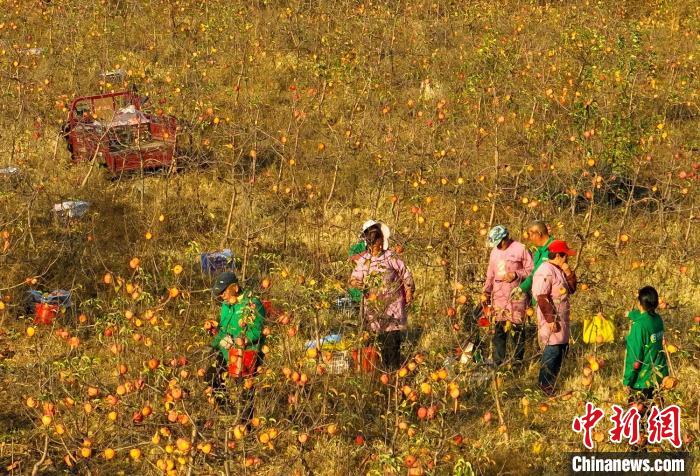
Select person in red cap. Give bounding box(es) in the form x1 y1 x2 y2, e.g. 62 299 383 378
532 240 578 396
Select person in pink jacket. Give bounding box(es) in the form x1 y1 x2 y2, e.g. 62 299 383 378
483 225 534 367
350 223 415 370
532 240 578 396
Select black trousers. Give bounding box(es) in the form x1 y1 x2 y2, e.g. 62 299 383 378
492 321 526 366
207 353 256 423
208 353 228 394
376 331 404 371
628 388 663 449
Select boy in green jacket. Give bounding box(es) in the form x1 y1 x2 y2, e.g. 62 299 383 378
208 272 266 421
623 286 668 401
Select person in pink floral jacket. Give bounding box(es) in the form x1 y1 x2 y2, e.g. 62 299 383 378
483 225 534 367
532 240 578 396
350 223 415 370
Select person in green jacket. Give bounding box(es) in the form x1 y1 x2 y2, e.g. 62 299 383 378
208 271 266 421
623 286 668 401
348 241 367 303
511 220 554 304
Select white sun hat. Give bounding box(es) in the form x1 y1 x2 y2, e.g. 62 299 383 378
361 219 391 251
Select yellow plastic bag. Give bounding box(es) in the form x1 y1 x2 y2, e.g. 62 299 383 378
583 313 615 344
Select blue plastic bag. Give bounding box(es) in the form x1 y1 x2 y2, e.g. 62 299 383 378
25 289 72 314
200 249 235 275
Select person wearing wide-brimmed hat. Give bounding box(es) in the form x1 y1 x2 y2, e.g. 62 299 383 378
483 225 534 368
349 221 414 370
208 271 266 422
532 240 578 396
347 220 393 304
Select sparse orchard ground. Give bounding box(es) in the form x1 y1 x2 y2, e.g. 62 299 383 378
0 0 698 474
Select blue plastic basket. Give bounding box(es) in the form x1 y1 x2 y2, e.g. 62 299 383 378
200 249 235 275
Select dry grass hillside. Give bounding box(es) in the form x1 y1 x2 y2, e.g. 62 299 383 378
0 0 698 474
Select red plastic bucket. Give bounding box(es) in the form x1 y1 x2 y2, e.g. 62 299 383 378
227 349 259 378
34 303 59 325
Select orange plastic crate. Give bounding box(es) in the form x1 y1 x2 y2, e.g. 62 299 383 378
351 346 379 373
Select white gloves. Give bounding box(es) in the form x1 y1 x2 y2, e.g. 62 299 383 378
219 335 234 350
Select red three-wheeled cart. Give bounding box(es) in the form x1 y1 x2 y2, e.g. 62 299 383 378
64 90 178 174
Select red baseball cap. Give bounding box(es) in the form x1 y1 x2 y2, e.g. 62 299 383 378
548 240 576 256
